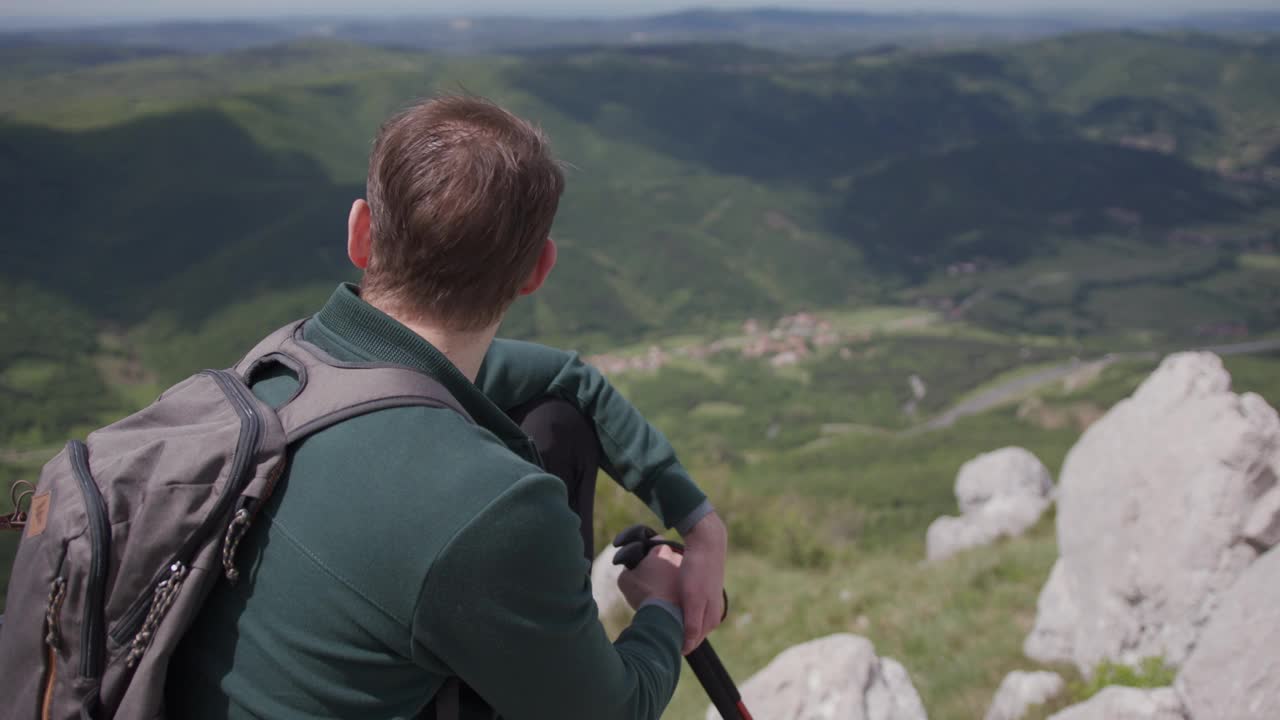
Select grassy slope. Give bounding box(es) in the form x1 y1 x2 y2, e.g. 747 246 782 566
604 350 1280 720
1008 33 1280 166
1 41 870 374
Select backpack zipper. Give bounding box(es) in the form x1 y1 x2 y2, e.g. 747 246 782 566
110 369 264 647
68 440 110 679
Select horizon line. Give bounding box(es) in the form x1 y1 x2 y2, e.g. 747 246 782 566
5 4 1279 31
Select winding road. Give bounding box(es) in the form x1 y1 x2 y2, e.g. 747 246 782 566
916 337 1280 433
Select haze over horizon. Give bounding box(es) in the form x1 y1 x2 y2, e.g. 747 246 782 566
5 0 1279 27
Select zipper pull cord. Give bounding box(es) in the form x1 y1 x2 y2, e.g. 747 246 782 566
223 462 285 584
44 577 67 648
222 508 252 584
126 562 188 669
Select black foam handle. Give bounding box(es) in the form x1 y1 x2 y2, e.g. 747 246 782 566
614 541 650 570
613 524 659 547
609 526 748 719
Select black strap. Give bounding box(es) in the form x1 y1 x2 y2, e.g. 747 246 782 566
436 677 460 720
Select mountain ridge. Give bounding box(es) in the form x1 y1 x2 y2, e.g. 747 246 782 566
2 30 1278 444
6 8 1280 55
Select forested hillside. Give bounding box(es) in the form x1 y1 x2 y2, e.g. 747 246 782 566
3 25 1280 719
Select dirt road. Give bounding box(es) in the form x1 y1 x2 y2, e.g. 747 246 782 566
916 337 1280 433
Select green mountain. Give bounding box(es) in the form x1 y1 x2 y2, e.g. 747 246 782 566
3 29 1280 720
1 31 1278 444
7 9 1280 55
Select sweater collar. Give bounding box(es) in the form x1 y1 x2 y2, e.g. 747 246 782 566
308 283 539 461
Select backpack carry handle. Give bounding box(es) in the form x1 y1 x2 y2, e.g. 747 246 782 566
0 479 35 531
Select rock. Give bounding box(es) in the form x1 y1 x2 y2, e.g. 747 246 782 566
909 374 927 400
707 633 927 720
591 546 628 620
1243 483 1280 548
1027 353 1280 672
1047 687 1186 720
1177 545 1280 719
1024 560 1079 664
926 447 1054 560
985 671 1064 720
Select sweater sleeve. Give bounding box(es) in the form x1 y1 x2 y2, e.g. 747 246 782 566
477 338 708 530
412 474 683 720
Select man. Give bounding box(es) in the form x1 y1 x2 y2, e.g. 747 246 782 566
165 95 728 719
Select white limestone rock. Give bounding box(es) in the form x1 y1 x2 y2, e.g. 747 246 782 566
591 545 628 620
1026 352 1280 672
706 633 927 720
1024 560 1079 664
1047 687 1186 720
1177 545 1280 720
985 671 1065 720
927 447 1054 561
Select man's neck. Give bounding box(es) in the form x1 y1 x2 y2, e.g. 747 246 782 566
379 308 498 384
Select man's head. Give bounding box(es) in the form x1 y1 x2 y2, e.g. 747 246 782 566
348 95 564 331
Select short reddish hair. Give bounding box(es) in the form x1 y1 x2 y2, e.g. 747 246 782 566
362 95 564 330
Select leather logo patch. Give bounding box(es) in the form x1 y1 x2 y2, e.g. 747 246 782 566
26 492 51 538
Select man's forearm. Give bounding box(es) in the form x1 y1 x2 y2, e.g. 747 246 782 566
478 339 709 527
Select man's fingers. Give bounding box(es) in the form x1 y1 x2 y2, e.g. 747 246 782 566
704 592 725 633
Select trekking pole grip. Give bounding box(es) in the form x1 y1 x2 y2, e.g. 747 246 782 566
611 525 752 720
687 641 752 720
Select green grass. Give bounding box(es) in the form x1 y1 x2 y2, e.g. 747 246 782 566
594 346 1280 718
657 519 1060 720
1070 657 1178 703
1238 253 1280 272
1 360 60 389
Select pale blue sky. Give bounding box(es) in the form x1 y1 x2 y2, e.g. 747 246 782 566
5 0 1278 24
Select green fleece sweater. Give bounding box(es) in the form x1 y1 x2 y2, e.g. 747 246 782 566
166 284 707 720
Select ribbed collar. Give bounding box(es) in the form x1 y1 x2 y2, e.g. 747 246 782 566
307 283 539 462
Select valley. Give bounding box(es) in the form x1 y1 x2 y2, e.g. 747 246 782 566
2 19 1280 719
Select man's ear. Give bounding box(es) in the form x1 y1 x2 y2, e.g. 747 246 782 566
518 237 558 296
347 199 372 270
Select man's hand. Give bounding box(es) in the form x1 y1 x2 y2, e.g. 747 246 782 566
618 544 684 611
678 511 728 655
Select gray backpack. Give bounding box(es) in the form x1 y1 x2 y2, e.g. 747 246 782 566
0 321 471 719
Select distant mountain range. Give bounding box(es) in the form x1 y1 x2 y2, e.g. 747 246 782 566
1 29 1279 444
4 8 1280 55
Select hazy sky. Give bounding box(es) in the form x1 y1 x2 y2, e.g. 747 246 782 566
6 0 1278 24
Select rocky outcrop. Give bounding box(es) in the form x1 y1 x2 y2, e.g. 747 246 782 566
1047 687 1186 720
1025 353 1280 672
1023 560 1079 665
1177 545 1280 719
926 447 1054 561
706 634 927 720
591 545 628 620
985 671 1064 720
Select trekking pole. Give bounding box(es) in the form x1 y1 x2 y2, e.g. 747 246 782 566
612 525 754 720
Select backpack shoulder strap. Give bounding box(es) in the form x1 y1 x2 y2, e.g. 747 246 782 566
239 322 471 720
234 320 474 443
